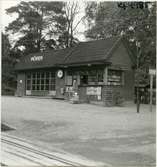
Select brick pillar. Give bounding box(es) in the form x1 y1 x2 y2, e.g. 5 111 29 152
102 86 114 106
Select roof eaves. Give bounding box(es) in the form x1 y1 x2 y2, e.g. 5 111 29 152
57 59 111 67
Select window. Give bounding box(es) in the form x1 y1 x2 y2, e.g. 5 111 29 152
80 75 88 85
26 71 56 91
66 71 77 86
67 76 72 85
49 72 56 90
107 69 124 86
88 70 97 85
97 70 104 83
66 69 104 86
80 69 104 85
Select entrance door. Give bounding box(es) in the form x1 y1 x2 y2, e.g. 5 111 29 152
55 70 65 99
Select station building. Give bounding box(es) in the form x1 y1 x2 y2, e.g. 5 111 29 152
15 37 135 106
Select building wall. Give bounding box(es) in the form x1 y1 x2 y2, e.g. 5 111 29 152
102 70 134 106
15 42 134 103
77 69 134 105
109 42 133 70
64 70 134 105
16 72 26 96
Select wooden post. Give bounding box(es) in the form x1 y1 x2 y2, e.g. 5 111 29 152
136 77 140 113
149 69 155 112
136 41 140 113
104 67 108 85
150 74 153 112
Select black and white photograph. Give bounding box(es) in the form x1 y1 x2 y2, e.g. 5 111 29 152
1 0 156 166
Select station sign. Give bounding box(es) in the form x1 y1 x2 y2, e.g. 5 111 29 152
31 56 43 62
86 87 101 95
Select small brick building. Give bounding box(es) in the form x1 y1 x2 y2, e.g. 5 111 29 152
15 37 135 106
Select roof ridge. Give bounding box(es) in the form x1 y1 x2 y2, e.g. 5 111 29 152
79 36 120 44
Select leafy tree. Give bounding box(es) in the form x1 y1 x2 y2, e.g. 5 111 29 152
85 1 156 75
5 1 84 52
2 33 17 94
5 1 65 54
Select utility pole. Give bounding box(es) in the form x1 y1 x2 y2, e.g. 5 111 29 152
150 74 153 112
136 41 140 113
149 69 156 112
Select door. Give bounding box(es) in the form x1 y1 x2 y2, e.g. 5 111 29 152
55 70 65 99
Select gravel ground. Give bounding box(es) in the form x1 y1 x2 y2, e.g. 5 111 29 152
2 96 156 167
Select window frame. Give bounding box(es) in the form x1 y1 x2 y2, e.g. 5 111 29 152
26 71 56 91
107 69 124 86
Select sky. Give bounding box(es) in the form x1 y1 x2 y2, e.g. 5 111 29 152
0 0 87 43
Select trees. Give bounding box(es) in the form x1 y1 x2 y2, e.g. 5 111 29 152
2 33 17 94
5 1 84 53
3 1 85 93
57 1 85 48
5 1 65 54
85 2 156 72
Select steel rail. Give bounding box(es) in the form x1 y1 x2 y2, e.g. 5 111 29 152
3 149 46 166
2 138 86 167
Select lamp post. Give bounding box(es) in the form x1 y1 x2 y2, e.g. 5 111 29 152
136 41 140 113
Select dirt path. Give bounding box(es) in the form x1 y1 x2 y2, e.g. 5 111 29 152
2 96 156 166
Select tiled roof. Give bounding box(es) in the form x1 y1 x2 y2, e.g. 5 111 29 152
15 48 73 70
63 36 120 65
15 36 132 70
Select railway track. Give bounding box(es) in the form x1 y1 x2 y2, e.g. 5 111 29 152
1 134 106 167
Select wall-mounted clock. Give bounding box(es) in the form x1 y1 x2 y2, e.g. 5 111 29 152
57 70 64 78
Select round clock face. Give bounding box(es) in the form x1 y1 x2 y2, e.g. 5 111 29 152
57 70 63 78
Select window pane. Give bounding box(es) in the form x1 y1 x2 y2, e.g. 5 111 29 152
37 73 40 79
67 76 72 85
26 80 31 90
98 74 103 82
46 79 49 85
41 85 44 90
32 73 36 79
107 70 123 86
37 85 40 90
80 75 88 85
41 72 45 78
45 84 49 90
37 79 40 85
27 80 31 85
46 72 49 78
32 79 36 84
41 79 44 84
32 85 36 90
51 72 55 78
